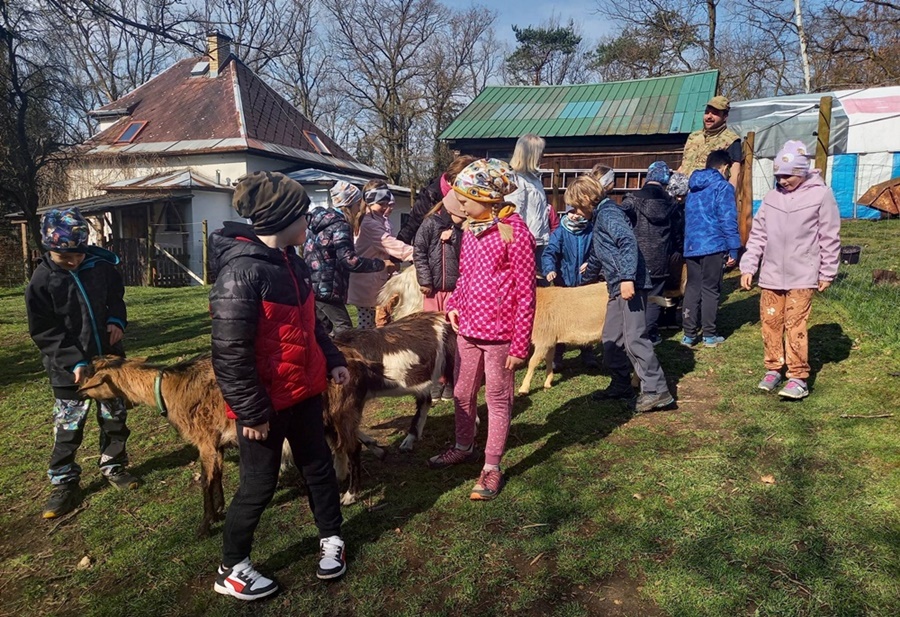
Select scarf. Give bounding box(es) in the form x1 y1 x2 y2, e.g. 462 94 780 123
703 123 728 138
467 204 516 238
561 213 589 234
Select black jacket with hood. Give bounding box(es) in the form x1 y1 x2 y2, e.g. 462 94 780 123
413 208 462 292
397 176 443 245
622 183 682 279
26 246 127 392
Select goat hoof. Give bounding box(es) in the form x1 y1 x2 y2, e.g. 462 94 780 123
399 435 415 452
372 446 387 461
340 492 358 506
196 524 212 539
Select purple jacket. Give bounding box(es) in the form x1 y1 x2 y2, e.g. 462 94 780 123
740 173 841 290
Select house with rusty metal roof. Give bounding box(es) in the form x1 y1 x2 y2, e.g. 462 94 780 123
440 71 719 207
41 32 402 286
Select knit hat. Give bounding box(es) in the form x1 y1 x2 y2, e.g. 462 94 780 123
667 172 689 198
442 189 465 218
646 161 671 185
452 158 518 204
233 171 311 234
41 208 89 252
774 140 811 176
330 181 362 209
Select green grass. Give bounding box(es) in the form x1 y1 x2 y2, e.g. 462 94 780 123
0 220 898 617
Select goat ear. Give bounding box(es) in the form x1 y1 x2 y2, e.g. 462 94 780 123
78 373 104 393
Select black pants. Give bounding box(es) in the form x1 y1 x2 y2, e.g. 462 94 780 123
644 277 667 340
682 253 725 338
48 387 130 485
316 299 353 337
602 291 668 394
222 395 343 567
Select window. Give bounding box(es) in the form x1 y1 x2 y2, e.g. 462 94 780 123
304 131 333 155
114 121 148 143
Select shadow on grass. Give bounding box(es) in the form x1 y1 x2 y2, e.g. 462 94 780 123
504 392 632 481
718 279 762 339
807 322 853 389
79 444 200 502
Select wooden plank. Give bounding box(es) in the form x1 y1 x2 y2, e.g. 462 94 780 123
738 131 756 246
816 96 833 182
155 244 204 285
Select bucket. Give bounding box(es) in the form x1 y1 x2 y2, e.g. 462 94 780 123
840 245 861 265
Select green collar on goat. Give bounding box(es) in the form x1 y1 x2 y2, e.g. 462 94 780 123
154 372 168 417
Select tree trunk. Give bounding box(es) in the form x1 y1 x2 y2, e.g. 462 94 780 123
794 0 812 93
707 0 717 67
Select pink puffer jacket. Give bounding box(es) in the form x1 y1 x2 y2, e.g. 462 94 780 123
740 172 841 290
446 213 536 359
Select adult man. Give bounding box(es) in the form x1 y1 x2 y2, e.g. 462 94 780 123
679 96 742 188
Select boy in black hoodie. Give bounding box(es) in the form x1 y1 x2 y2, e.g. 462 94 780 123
624 161 682 344
209 172 350 600
26 208 137 520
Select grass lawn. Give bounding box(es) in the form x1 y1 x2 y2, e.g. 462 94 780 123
0 220 898 617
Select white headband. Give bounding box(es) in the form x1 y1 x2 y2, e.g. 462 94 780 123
600 169 615 188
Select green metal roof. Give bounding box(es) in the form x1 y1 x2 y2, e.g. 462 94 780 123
440 71 719 140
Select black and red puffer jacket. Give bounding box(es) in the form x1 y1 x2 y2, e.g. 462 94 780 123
209 222 346 426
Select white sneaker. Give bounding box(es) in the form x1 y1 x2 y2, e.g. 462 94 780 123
213 557 278 600
317 535 347 580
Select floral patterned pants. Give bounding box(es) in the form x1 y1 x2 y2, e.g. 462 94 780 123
759 288 815 379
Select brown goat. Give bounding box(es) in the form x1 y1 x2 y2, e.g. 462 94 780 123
518 283 611 394
78 353 374 537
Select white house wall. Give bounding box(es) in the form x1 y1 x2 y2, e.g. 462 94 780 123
186 191 246 281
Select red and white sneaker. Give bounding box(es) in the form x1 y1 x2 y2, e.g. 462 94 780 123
214 558 278 600
317 535 347 580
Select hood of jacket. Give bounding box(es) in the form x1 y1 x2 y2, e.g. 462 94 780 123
210 221 289 277
627 184 673 225
306 207 346 234
775 170 826 199
688 168 728 192
38 244 120 273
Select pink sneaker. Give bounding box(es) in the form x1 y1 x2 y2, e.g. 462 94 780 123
428 446 477 469
470 468 504 501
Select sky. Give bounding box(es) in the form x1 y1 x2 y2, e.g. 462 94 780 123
490 0 614 47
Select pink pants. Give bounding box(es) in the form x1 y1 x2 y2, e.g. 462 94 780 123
454 335 513 466
423 291 452 313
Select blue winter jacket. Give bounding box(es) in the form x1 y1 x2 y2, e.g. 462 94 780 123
584 198 651 297
683 168 742 259
541 216 593 287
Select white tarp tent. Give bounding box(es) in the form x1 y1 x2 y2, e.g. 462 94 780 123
728 87 900 218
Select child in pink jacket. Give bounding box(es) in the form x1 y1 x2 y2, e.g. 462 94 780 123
740 140 841 399
427 159 536 501
347 181 414 328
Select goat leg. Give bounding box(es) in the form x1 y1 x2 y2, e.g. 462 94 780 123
197 472 214 538
519 346 545 394
357 430 386 460
400 393 431 452
542 345 556 390
340 444 361 506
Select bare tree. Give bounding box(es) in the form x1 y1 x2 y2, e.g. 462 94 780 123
323 0 447 185
0 0 79 250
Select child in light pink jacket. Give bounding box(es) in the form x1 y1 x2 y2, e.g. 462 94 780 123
740 140 841 400
427 159 536 501
347 181 413 328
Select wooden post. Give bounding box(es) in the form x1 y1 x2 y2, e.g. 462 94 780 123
146 204 155 287
738 131 756 246
20 222 30 282
201 219 209 284
552 161 561 212
816 96 833 182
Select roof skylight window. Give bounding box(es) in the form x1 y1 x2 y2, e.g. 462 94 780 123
304 131 333 155
114 121 148 143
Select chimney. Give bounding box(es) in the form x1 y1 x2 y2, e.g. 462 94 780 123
207 30 232 77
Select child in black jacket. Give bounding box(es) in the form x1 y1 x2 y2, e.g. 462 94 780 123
209 172 350 601
26 208 137 520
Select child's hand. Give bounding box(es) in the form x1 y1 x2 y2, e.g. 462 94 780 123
420 286 433 296
579 262 588 273
243 422 269 441
447 310 460 333
620 281 635 300
383 260 397 274
546 271 557 282
107 324 124 345
73 365 87 384
740 273 754 290
331 366 350 384
725 256 736 268
439 229 454 242
505 355 525 371
817 280 831 292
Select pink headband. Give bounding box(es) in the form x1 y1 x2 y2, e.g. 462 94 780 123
439 174 451 197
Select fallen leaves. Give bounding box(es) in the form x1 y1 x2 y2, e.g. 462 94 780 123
760 474 776 485
76 556 92 570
